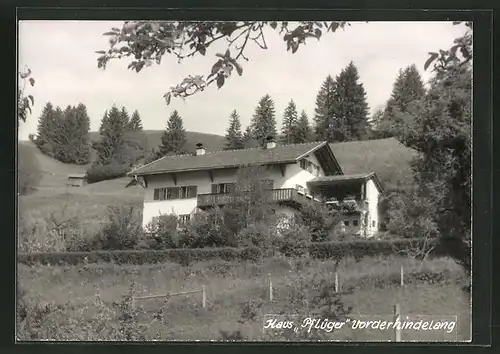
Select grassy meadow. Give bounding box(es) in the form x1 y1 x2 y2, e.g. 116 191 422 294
17 255 471 342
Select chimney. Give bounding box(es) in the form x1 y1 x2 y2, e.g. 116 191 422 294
265 135 276 149
195 143 206 156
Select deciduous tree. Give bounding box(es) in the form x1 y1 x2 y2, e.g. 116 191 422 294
96 21 350 104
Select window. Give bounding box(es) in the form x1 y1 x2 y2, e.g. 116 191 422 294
300 159 321 176
166 187 180 200
180 186 197 199
154 188 166 200
153 186 197 200
372 220 376 228
211 183 235 194
344 220 350 226
178 214 191 226
353 219 359 227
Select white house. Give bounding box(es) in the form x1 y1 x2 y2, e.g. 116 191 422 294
127 138 384 237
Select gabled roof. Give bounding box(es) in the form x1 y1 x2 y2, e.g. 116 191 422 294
307 172 384 193
128 141 343 176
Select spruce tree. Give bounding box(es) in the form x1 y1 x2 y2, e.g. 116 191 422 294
242 126 258 148
295 110 311 143
35 102 57 155
280 100 298 144
225 110 244 150
99 110 109 134
250 94 277 146
332 61 370 141
159 110 187 155
72 103 91 164
95 105 127 164
313 75 337 142
120 107 130 128
128 110 143 131
379 64 426 137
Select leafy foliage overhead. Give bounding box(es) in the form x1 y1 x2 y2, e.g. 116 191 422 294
18 66 35 124
96 21 349 104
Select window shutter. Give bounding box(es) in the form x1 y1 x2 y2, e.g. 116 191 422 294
211 184 218 193
153 189 159 200
227 183 235 194
188 186 198 198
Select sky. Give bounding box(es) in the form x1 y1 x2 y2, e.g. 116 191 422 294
18 21 467 141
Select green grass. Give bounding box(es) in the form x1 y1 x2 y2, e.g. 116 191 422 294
17 255 471 342
330 138 418 189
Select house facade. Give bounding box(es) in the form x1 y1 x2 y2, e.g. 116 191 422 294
127 139 384 237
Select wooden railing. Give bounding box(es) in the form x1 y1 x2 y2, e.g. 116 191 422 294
197 188 320 209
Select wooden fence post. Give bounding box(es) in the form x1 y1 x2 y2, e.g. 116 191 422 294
202 285 206 308
393 303 401 342
268 273 273 302
335 272 339 293
400 265 404 287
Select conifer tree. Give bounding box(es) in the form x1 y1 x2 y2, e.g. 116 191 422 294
313 75 336 141
159 110 187 155
379 64 426 137
280 99 298 144
128 110 143 131
120 107 130 128
35 102 57 155
250 94 277 146
224 110 244 150
295 110 312 143
332 61 370 141
242 125 259 148
95 105 127 164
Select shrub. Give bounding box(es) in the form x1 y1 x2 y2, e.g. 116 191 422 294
95 205 144 250
145 214 179 249
85 163 131 183
276 222 311 257
297 203 341 242
237 222 276 250
308 237 441 261
18 246 263 266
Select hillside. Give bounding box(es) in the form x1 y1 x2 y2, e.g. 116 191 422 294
19 130 227 193
88 130 227 154
330 138 418 189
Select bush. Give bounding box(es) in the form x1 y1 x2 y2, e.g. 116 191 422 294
297 203 341 242
95 205 144 250
276 222 311 257
144 214 179 249
85 163 131 183
308 237 441 261
18 246 263 266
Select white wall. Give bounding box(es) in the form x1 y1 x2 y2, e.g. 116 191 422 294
281 153 325 191
365 178 380 237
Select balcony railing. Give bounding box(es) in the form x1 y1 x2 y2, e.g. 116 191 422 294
197 188 320 209
325 199 369 213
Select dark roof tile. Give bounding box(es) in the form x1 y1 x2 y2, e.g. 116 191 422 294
129 141 327 176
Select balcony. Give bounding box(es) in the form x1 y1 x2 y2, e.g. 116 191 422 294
325 198 369 214
197 188 320 210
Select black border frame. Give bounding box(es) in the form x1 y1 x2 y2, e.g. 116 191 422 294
2 2 494 353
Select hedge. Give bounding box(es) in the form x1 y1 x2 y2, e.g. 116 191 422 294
18 237 463 266
18 246 263 266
